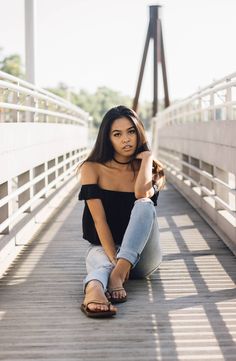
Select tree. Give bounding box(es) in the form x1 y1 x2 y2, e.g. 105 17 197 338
47 83 153 129
0 50 23 77
81 86 132 127
0 50 160 130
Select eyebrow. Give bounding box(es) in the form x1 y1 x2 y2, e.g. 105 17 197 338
111 126 135 133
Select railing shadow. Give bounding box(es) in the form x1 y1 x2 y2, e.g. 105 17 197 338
0 182 235 360
138 183 236 360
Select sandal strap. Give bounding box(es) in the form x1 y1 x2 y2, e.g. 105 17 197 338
84 299 111 308
109 287 125 292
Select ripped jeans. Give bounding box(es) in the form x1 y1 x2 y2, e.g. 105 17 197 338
83 198 162 292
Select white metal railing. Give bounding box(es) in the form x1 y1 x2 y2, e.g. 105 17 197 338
0 70 88 125
0 147 87 235
0 70 89 242
159 149 236 217
157 71 236 127
153 72 236 249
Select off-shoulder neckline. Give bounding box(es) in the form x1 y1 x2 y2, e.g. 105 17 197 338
81 183 135 194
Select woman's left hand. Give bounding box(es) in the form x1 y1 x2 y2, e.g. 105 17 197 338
135 150 152 160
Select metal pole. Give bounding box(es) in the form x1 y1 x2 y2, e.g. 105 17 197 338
133 4 169 114
160 21 170 108
151 6 158 116
25 0 36 84
133 23 151 112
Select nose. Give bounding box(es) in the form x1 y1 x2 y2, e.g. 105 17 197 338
122 134 130 143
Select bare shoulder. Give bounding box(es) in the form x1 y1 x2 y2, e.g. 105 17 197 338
80 161 100 184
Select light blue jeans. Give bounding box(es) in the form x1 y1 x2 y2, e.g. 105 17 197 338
83 198 162 292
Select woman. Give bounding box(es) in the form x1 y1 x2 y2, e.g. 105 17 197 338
78 105 164 318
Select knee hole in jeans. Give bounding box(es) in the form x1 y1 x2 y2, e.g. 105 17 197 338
135 197 153 204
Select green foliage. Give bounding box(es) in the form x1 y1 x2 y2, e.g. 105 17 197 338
48 84 153 129
0 50 24 77
0 50 161 130
76 87 132 128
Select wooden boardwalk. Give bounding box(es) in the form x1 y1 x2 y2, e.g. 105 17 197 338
0 183 235 361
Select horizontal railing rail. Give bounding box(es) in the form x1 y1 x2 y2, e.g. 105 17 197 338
0 71 88 124
0 148 87 235
153 71 236 253
159 149 236 214
157 72 236 126
0 71 90 274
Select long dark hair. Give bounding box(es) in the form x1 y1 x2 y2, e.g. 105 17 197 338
81 105 165 189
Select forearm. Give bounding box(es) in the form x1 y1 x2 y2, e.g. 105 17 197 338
134 153 153 198
94 220 117 263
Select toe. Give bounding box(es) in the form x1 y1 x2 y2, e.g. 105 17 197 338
113 291 118 299
111 290 124 300
109 304 117 312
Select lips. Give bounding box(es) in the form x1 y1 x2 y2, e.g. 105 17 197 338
122 145 132 150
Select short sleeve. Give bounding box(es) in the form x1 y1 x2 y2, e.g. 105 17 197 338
78 184 101 200
151 184 159 206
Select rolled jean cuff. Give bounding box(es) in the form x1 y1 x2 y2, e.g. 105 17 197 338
116 248 140 268
83 264 114 293
83 276 106 294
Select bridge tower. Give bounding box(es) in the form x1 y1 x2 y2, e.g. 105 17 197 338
133 5 170 116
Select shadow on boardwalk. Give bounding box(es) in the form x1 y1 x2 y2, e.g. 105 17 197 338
0 183 235 361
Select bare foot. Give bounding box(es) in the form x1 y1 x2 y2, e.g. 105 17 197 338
108 260 131 300
109 271 126 300
84 280 117 312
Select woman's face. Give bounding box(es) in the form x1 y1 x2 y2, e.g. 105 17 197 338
110 117 138 158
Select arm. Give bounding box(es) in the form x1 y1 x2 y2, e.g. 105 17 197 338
134 151 154 199
80 163 117 264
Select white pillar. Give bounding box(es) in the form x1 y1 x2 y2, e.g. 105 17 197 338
25 0 37 84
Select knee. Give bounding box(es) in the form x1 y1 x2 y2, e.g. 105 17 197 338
133 197 155 218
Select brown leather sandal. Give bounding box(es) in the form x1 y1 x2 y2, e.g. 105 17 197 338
80 299 116 318
107 287 127 304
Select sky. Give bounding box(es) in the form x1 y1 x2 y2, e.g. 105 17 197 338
1 0 236 101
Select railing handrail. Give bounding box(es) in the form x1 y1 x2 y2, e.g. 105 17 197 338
0 79 86 118
157 71 236 125
0 70 88 122
186 71 236 99
0 71 90 239
0 102 86 125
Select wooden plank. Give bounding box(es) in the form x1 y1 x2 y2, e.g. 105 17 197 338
0 183 235 361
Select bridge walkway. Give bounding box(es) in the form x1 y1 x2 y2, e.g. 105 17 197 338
0 183 235 361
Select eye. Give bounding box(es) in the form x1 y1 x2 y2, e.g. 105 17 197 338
129 129 136 134
113 133 121 137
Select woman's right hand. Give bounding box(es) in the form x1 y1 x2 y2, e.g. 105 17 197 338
110 256 117 266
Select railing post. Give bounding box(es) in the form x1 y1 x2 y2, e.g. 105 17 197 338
0 182 10 235
210 91 215 121
0 87 5 123
25 95 34 122
228 173 236 212
12 82 20 122
226 79 232 121
33 164 46 199
198 96 202 122
151 116 158 157
33 93 39 122
18 171 31 213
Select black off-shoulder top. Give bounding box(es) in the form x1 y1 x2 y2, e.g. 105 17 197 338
78 184 159 246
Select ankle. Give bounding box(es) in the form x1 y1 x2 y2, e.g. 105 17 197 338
112 260 131 280
85 280 103 293
116 259 131 272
